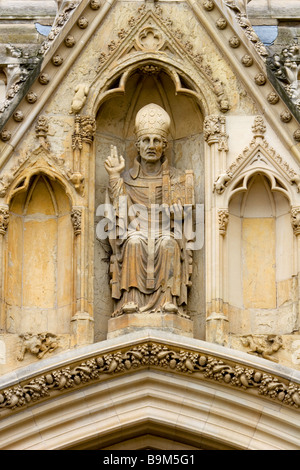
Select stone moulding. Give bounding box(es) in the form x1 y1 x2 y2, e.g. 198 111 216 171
0 337 299 417
94 3 230 114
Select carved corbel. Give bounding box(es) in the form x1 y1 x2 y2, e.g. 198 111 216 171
291 207 300 236
0 207 9 235
71 207 82 236
213 172 232 194
218 209 229 236
204 115 228 150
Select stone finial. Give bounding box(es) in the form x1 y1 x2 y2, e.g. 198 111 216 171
35 115 49 149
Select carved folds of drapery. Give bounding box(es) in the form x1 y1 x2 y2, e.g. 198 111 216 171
104 104 195 318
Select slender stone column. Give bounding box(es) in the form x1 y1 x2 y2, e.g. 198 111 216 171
204 115 229 346
70 116 96 346
291 206 300 332
0 206 9 330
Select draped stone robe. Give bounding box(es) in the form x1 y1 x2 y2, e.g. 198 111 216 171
107 157 193 316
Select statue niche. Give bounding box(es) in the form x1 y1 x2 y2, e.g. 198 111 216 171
103 103 195 318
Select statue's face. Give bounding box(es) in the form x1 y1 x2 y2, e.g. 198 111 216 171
138 133 164 163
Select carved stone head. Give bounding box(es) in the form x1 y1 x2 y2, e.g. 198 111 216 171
134 104 170 161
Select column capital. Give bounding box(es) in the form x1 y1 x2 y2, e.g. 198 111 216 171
291 206 300 236
0 206 9 235
204 114 228 150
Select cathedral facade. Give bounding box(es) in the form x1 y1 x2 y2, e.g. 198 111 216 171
0 0 299 450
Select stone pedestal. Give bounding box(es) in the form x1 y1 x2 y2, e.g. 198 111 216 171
71 312 94 347
206 312 229 346
107 313 194 339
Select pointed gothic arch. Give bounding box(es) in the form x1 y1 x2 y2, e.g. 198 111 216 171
93 58 206 341
226 171 295 335
4 172 74 336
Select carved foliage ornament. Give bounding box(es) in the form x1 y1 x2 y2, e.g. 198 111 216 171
0 341 299 414
218 209 229 236
216 18 227 30
71 208 82 235
38 2 78 56
90 0 101 9
202 0 214 10
0 207 9 235
0 129 11 142
267 44 300 110
224 1 268 58
204 115 228 150
72 115 96 148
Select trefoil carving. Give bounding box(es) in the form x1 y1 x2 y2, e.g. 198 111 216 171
96 4 230 113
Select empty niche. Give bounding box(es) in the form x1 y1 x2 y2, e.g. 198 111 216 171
6 174 73 335
94 66 205 340
227 173 294 334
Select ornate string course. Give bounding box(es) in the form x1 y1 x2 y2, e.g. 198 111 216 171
0 342 299 415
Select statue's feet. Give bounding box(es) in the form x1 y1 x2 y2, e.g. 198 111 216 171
177 310 191 319
121 302 139 314
162 302 178 313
